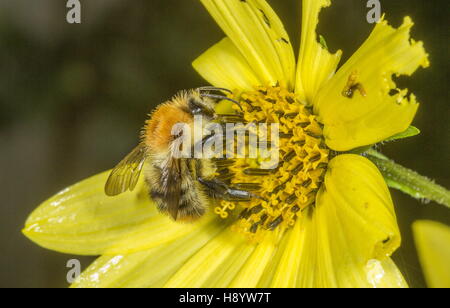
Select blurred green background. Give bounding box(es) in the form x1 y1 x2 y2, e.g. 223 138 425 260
0 0 448 288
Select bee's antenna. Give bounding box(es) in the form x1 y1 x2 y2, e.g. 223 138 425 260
200 93 244 112
197 86 233 94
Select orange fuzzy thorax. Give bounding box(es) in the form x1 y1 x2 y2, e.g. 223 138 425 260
143 96 193 152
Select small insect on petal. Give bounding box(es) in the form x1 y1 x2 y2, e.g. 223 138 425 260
342 70 367 98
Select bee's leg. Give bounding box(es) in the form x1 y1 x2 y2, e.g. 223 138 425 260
198 178 265 202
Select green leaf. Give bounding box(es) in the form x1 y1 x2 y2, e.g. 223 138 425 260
385 126 420 142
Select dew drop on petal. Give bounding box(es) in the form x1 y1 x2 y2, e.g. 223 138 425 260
366 259 385 288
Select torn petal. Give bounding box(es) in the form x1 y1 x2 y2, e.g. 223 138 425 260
315 16 429 151
296 0 342 103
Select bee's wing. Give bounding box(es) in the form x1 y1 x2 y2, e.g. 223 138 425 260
105 144 147 196
160 157 182 220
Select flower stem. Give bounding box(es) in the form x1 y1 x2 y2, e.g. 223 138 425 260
366 151 450 208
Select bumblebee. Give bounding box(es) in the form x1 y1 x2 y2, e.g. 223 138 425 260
105 87 259 221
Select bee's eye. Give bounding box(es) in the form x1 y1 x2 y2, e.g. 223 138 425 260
188 97 215 118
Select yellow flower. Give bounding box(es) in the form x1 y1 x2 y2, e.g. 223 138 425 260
413 221 450 288
23 0 428 288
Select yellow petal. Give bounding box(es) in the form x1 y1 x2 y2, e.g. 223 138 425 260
269 216 318 288
267 219 308 287
296 0 342 103
313 154 405 287
256 227 297 288
413 221 450 288
23 171 223 255
268 154 407 288
228 232 279 288
193 38 261 91
199 0 296 89
71 219 227 288
164 229 258 288
315 17 429 151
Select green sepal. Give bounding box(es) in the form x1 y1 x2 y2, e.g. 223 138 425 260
367 152 450 208
348 145 373 155
385 178 426 200
385 126 420 142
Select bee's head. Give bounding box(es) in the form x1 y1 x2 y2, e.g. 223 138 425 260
187 92 217 120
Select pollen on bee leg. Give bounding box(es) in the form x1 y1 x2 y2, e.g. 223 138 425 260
212 85 330 240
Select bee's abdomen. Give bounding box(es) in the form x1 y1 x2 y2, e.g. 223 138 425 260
149 186 206 221
145 158 209 221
